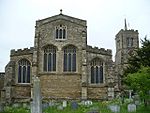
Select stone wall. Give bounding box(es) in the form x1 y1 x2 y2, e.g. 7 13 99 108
87 86 108 100
39 74 81 100
0 73 4 100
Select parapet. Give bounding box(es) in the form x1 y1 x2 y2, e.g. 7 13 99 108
86 45 112 56
10 47 34 56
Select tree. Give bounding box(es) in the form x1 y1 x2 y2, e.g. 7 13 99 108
123 38 150 106
124 38 150 75
125 67 150 106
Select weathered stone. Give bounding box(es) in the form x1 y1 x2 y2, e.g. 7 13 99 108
128 104 136 112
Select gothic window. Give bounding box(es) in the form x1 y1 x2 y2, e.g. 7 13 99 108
90 58 103 84
18 59 31 83
43 45 56 72
55 25 67 39
63 45 76 72
127 37 133 47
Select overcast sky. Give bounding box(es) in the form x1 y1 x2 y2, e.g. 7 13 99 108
0 0 150 72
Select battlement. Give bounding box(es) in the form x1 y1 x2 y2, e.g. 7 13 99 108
86 45 112 56
10 47 34 56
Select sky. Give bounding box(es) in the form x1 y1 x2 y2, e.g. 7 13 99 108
0 0 150 72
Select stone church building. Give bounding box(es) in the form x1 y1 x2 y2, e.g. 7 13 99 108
0 12 139 104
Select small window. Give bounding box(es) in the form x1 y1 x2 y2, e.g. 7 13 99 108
55 25 67 40
18 59 31 83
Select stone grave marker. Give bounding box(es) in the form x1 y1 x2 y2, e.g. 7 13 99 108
57 105 63 110
85 100 93 106
128 104 136 112
0 103 4 112
42 103 49 110
62 100 67 107
108 105 120 112
31 76 42 113
71 101 78 110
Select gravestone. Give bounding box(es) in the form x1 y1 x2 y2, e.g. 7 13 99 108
71 101 78 110
128 104 136 112
42 103 49 110
49 101 55 107
108 105 120 112
62 100 67 107
31 76 42 113
0 103 4 112
57 105 63 110
85 100 93 106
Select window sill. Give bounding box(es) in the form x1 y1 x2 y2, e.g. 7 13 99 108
39 72 80 76
14 83 31 87
88 83 107 88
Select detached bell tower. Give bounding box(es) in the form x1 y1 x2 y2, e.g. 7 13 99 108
115 19 139 89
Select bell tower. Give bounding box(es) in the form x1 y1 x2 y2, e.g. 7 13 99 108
115 19 139 89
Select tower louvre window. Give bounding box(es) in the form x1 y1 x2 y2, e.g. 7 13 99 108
18 59 31 83
90 58 103 84
127 37 133 47
55 25 67 39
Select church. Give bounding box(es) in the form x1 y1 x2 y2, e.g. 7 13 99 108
0 11 139 104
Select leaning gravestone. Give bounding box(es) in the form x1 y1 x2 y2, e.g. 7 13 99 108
128 104 136 112
31 76 42 113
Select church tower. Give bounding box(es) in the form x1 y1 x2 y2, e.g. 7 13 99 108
115 19 139 89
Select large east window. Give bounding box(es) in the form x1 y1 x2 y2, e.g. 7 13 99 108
63 45 76 72
43 45 56 72
55 25 67 39
18 59 31 83
90 58 103 84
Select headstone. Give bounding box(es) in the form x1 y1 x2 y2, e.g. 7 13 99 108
49 102 55 107
0 103 4 112
42 103 49 110
71 101 78 110
62 100 67 107
57 105 63 110
31 76 42 113
128 90 133 99
128 104 136 112
108 105 120 112
85 100 93 106
87 110 99 113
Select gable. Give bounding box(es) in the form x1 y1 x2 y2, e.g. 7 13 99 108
36 14 86 27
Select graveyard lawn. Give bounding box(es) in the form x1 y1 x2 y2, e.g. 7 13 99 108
0 102 150 113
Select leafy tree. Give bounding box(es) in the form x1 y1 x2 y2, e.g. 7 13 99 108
125 67 150 106
123 38 150 106
124 38 150 75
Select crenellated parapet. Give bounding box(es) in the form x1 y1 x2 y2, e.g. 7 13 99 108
10 47 34 56
86 45 112 56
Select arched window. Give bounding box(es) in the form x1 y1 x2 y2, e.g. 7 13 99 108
63 45 76 72
91 58 103 84
55 25 67 39
43 45 56 72
18 59 31 83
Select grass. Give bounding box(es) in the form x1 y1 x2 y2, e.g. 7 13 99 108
0 101 150 113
